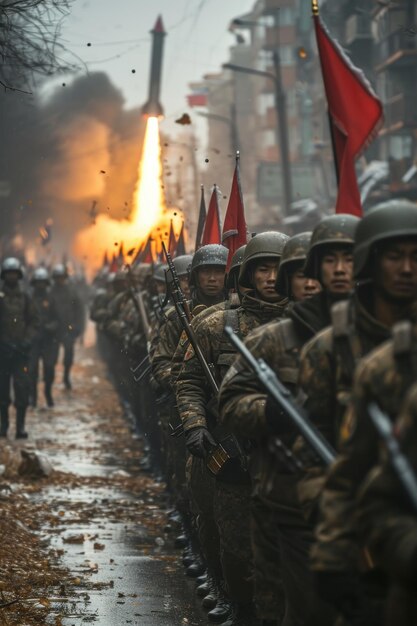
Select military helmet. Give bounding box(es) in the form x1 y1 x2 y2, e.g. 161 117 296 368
354 199 417 279
275 232 312 297
226 245 246 290
1 257 23 279
166 254 193 286
52 263 68 278
173 254 193 278
238 231 289 289
31 267 50 284
153 263 168 284
114 268 128 282
189 244 228 287
303 214 359 279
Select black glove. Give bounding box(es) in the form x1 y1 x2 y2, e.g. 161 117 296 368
184 427 216 459
265 395 293 436
314 570 363 620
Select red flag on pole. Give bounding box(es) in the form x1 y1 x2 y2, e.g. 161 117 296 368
176 221 186 256
312 1 383 217
201 185 221 245
195 185 207 250
222 152 248 270
168 219 177 256
137 236 154 264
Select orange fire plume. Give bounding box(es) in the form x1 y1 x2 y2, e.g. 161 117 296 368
74 116 183 274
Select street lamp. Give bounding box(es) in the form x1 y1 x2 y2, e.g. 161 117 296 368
223 55 293 216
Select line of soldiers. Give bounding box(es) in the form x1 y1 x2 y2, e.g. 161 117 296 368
90 198 417 626
0 259 84 438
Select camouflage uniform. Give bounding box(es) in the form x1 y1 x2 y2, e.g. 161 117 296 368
29 269 60 407
0 259 39 437
177 232 289 619
307 200 417 623
357 378 417 626
219 220 358 625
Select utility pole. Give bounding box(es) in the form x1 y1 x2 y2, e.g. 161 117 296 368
272 48 293 216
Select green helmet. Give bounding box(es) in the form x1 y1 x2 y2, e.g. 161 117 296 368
226 245 246 290
1 257 23 279
31 267 50 284
189 245 228 287
166 254 193 286
275 232 312 297
52 263 68 278
153 263 168 284
238 231 289 289
354 199 417 279
304 214 359 280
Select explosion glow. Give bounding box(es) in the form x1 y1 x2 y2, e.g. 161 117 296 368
74 116 182 274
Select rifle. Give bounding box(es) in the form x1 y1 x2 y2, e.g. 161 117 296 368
162 242 218 394
368 402 417 513
125 264 151 343
224 326 336 467
162 243 248 475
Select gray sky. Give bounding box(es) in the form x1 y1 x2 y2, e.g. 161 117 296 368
49 0 254 136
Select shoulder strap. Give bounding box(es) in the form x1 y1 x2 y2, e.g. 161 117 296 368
331 300 360 384
393 320 413 357
224 307 240 339
276 318 300 351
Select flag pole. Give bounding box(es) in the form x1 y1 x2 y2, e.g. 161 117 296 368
312 0 340 186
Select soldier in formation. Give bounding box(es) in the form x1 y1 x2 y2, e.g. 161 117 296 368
90 198 417 626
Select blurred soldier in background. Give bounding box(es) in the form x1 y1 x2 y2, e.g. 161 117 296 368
51 264 84 390
0 258 38 438
29 267 59 408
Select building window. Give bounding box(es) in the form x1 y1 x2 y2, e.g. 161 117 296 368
280 45 295 66
389 135 413 159
261 129 276 149
257 92 275 116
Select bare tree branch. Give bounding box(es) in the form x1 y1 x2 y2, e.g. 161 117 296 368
0 0 76 89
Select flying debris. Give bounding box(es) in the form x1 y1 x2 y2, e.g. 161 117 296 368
142 16 166 118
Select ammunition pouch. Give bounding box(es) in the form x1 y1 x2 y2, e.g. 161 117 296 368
206 434 250 484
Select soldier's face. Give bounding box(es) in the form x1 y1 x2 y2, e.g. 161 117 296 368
4 271 20 287
197 265 225 296
179 276 191 299
290 270 321 301
320 247 354 295
252 260 280 302
155 282 166 295
375 240 417 302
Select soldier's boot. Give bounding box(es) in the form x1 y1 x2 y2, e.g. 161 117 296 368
200 576 218 610
219 603 260 626
63 367 72 390
45 382 54 408
16 408 28 439
186 558 205 578
0 408 9 438
207 589 232 623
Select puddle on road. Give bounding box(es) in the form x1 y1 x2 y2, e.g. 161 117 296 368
23 350 207 626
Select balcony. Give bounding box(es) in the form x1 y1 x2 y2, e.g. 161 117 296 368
375 29 417 71
380 93 417 134
345 14 372 46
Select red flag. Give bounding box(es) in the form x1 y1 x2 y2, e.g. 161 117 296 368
195 185 206 250
109 253 118 273
222 152 248 270
176 221 186 256
137 236 154 264
168 219 177 256
313 7 383 216
201 185 221 245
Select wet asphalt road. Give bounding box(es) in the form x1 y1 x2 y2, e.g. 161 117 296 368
24 339 208 626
